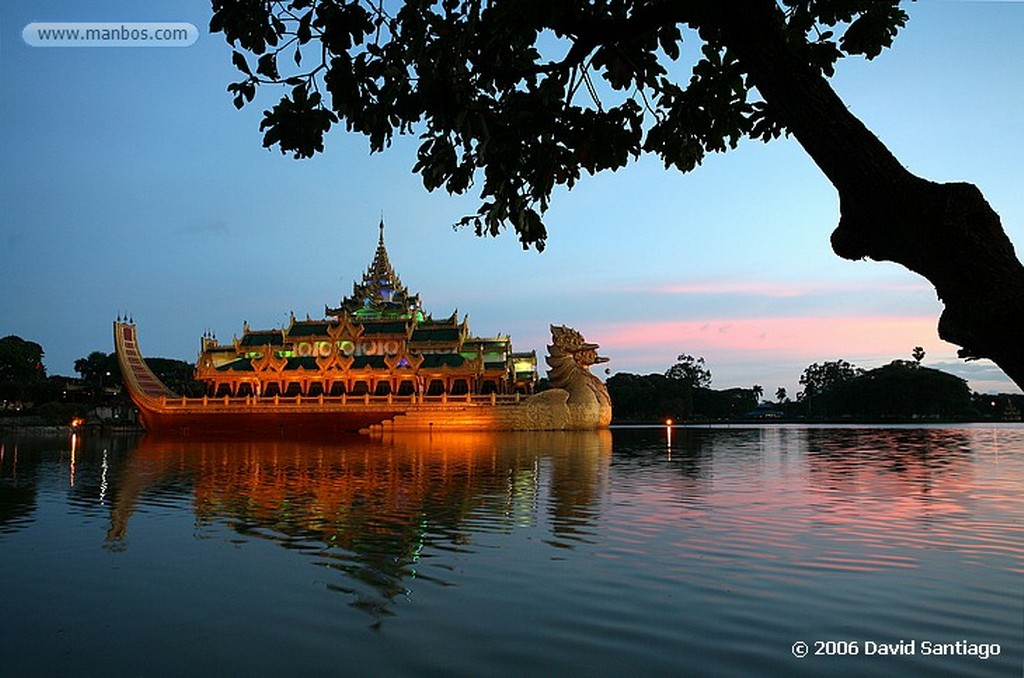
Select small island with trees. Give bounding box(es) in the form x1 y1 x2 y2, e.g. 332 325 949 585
2 334 1020 430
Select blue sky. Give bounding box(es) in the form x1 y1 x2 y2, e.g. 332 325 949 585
2 0 1022 397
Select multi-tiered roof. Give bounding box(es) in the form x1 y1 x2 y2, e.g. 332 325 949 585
327 221 423 320
193 223 537 399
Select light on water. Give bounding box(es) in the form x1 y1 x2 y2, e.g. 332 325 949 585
1 426 1021 676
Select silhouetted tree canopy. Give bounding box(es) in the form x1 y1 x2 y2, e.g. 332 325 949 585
74 351 119 390
606 371 758 422
0 335 47 402
211 0 1024 389
609 358 976 422
607 372 692 420
146 358 205 396
798 359 862 402
665 353 712 388
807 360 974 419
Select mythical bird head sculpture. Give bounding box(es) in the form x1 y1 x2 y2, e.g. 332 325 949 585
546 325 609 389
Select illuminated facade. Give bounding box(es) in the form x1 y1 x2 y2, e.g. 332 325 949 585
193 223 538 399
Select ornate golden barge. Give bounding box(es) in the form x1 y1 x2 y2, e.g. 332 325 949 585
115 224 611 434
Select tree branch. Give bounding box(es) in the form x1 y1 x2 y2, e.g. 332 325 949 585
707 0 1024 386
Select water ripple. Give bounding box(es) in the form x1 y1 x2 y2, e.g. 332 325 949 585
2 427 1021 676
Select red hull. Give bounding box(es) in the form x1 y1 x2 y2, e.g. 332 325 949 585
134 406 407 435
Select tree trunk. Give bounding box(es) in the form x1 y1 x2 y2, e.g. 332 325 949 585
707 1 1024 389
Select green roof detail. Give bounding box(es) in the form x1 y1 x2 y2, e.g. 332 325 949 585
240 332 283 347
216 358 254 372
411 328 460 342
358 321 409 335
287 323 331 337
420 354 465 368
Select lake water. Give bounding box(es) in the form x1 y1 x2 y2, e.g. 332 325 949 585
2 425 1021 676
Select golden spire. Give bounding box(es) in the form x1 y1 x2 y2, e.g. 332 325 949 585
327 220 423 318
363 218 401 298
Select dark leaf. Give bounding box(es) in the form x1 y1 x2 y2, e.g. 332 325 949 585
297 10 313 44
257 53 280 80
232 50 252 76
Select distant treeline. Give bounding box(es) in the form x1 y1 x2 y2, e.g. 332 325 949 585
607 354 1023 423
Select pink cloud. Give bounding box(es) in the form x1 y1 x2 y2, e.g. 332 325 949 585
593 316 951 362
638 278 932 298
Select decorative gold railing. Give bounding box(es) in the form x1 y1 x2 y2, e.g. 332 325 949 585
158 392 525 409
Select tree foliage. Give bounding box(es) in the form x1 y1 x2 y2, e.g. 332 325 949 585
611 358 975 422
665 353 712 388
211 0 908 249
0 335 47 402
74 351 119 390
607 372 692 420
808 360 973 419
798 359 862 402
606 372 756 422
146 358 205 397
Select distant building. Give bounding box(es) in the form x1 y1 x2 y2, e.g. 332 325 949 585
193 222 538 399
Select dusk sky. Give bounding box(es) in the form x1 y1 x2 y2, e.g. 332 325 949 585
2 0 1022 398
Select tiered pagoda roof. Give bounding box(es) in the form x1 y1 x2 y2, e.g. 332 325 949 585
326 220 423 321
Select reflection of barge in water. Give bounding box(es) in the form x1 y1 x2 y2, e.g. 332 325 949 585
115 224 611 434
106 430 613 551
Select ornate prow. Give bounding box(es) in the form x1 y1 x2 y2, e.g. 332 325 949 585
113 321 179 404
